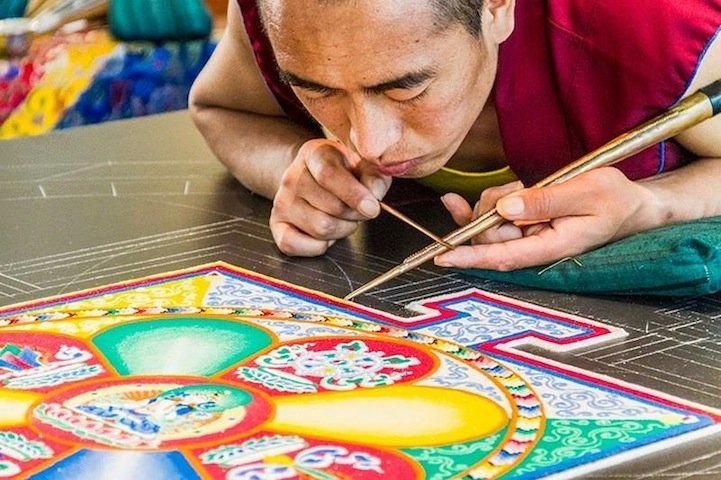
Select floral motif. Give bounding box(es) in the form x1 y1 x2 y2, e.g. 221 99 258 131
237 340 421 392
0 431 53 478
201 435 384 479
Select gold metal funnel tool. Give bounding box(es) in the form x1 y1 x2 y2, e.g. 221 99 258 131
379 202 455 250
345 79 721 300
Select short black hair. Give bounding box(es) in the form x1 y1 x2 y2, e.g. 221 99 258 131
259 0 484 37
431 0 484 37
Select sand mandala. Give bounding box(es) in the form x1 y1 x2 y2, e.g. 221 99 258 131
0 262 718 479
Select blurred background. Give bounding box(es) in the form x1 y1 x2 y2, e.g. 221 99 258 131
0 0 227 140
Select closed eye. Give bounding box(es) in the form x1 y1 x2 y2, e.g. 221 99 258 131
384 83 431 103
296 85 336 100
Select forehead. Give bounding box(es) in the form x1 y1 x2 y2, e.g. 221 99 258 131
261 0 438 32
262 0 447 85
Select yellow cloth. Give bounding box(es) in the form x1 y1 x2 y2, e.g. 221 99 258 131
0 31 117 140
415 165 518 202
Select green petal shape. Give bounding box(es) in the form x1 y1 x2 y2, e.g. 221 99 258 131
92 317 273 376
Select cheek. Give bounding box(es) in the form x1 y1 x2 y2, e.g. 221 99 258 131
412 67 489 143
299 100 349 138
404 96 473 142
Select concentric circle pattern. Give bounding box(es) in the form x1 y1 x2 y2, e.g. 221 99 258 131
0 307 544 479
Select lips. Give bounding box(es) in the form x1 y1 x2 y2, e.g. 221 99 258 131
376 159 415 177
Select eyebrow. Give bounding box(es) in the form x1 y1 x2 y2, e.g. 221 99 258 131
278 68 437 94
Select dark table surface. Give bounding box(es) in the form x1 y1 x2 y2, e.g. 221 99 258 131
1 111 720 479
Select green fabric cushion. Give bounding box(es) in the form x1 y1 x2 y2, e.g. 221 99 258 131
109 0 212 41
461 216 721 296
0 0 27 19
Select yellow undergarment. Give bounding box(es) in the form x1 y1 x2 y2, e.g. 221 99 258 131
416 165 518 202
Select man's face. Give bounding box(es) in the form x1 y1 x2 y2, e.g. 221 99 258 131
265 0 500 178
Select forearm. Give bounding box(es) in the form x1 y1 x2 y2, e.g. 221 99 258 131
641 157 721 227
191 104 316 199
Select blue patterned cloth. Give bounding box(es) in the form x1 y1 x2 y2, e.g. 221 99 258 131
57 40 215 128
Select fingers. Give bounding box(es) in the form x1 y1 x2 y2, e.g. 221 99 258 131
496 168 630 222
271 220 336 257
358 170 392 201
452 181 524 244
434 226 582 270
475 181 524 243
441 193 473 226
476 180 525 215
479 223 524 244
275 197 360 240
295 173 365 221
271 139 390 256
302 140 382 218
433 168 647 271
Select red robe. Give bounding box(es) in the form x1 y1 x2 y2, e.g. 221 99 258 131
236 0 721 184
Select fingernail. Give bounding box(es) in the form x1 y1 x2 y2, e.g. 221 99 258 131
434 256 452 267
440 194 451 208
359 198 379 217
370 178 387 199
498 196 524 216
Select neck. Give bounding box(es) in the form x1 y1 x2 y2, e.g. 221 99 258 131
447 96 506 172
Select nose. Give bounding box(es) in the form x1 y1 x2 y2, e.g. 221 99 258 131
348 99 401 162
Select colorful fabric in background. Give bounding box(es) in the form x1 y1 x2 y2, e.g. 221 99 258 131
109 0 213 41
0 31 116 138
58 40 215 129
0 0 27 19
0 29 214 139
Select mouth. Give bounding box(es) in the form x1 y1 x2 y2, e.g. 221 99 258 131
376 159 417 177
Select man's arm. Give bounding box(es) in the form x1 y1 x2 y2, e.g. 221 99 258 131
189 0 315 199
436 34 721 271
654 33 721 222
190 1 388 256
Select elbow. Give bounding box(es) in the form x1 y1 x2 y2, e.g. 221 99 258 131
188 77 223 134
188 82 208 128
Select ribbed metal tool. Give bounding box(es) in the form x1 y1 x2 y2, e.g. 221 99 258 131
345 79 721 300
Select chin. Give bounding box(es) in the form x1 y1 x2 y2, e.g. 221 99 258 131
401 157 448 179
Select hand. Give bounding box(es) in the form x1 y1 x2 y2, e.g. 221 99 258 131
270 139 391 256
436 167 663 270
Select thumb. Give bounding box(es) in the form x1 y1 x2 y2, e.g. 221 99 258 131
496 188 555 221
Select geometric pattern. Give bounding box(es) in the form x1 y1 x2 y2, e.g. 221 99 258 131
0 262 718 479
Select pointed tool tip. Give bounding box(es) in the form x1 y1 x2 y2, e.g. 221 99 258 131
343 265 407 301
343 285 369 301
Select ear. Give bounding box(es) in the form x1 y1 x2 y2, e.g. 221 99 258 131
483 0 515 43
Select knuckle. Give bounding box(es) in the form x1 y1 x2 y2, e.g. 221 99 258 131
479 187 500 206
273 230 297 256
310 162 339 190
533 189 554 216
584 167 626 195
312 217 337 238
271 193 291 213
278 171 297 192
596 166 625 182
326 202 350 218
495 258 520 272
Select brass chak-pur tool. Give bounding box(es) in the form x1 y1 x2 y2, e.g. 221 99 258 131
345 79 721 300
379 202 455 250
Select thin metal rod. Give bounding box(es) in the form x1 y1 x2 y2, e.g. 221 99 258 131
379 202 455 250
345 87 717 300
